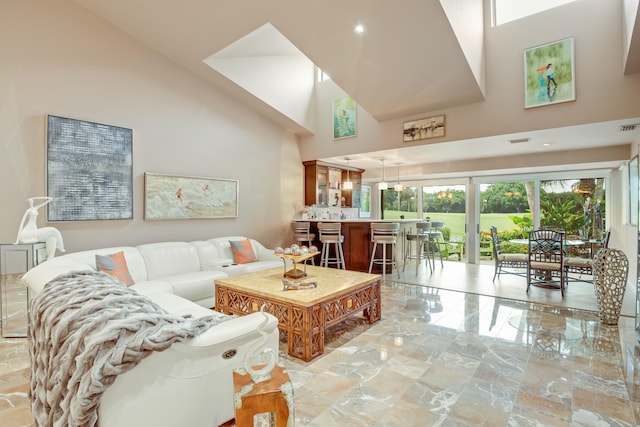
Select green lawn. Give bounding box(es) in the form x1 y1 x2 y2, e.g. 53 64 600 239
383 211 519 237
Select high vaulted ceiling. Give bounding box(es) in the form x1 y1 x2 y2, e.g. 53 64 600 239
73 0 484 128
72 0 640 175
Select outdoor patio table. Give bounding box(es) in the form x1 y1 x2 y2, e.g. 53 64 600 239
509 239 585 247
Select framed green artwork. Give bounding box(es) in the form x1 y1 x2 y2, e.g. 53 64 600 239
332 97 356 139
523 37 575 109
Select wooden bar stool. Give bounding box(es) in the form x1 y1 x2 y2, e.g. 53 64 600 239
368 222 400 279
233 364 294 427
318 222 346 269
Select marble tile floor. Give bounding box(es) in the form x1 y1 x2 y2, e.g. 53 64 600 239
2 261 640 426
392 259 637 317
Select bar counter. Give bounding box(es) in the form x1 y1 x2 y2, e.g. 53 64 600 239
293 219 419 273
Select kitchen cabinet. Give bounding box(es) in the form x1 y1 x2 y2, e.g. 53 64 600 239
343 170 362 208
303 160 364 207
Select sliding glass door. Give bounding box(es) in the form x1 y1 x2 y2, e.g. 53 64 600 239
381 187 419 219
478 174 607 263
375 171 608 264
479 181 532 262
423 185 466 243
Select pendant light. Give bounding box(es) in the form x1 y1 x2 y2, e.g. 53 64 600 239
394 164 403 192
378 158 388 190
343 157 353 190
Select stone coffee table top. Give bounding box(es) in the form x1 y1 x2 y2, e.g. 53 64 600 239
214 266 380 306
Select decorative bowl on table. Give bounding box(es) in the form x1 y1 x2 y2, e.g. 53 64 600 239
274 244 320 278
274 251 319 264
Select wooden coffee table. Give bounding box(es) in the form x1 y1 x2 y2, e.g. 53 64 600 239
215 266 382 361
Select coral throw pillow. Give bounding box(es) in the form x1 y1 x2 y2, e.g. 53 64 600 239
229 239 258 264
96 251 134 286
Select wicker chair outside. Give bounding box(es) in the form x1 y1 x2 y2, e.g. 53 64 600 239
490 226 527 281
564 228 611 283
526 229 566 297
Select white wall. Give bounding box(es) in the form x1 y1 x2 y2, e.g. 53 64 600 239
0 0 301 252
440 0 485 95
3 0 638 259
618 135 640 311
610 167 636 299
298 0 640 168
623 0 640 72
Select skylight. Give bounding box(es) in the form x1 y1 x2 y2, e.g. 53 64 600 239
493 0 577 26
202 23 316 131
317 68 330 82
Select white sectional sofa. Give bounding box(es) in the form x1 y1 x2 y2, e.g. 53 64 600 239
22 236 287 427
23 235 284 308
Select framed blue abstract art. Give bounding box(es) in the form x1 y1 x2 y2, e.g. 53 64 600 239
46 115 133 221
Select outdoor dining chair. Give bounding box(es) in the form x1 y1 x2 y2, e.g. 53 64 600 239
526 228 566 297
564 228 611 283
490 226 528 281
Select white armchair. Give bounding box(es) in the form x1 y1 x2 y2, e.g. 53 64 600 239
99 301 278 427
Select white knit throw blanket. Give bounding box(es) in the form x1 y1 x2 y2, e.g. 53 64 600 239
29 271 229 427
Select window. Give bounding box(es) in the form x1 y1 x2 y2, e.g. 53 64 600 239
479 181 533 258
540 177 606 239
423 185 467 241
493 0 576 26
381 187 419 219
317 68 330 82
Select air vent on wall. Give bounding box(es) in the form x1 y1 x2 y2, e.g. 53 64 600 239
509 137 531 144
618 123 640 132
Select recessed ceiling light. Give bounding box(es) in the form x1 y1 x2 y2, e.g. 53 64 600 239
354 24 365 34
543 142 552 146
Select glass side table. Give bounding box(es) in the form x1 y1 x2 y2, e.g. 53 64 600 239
1 242 47 338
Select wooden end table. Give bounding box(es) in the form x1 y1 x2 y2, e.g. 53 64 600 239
233 364 293 427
